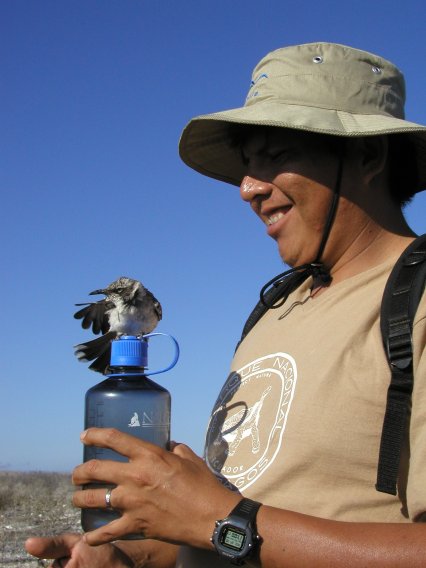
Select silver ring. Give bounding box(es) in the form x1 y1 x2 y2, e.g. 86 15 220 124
105 487 113 508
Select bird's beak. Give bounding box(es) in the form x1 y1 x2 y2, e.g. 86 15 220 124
89 289 105 296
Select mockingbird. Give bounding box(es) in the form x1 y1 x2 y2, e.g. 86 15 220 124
74 276 162 373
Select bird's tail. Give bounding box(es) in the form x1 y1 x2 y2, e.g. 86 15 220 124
74 331 117 374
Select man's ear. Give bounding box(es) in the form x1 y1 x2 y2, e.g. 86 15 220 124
356 136 389 185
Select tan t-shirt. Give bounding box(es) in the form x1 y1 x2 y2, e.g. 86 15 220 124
176 259 426 567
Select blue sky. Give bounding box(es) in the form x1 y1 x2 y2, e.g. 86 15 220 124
1 0 425 471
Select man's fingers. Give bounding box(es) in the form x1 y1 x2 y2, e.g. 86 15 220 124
170 441 200 461
72 457 126 486
82 518 130 546
25 534 81 558
80 428 163 460
73 486 119 510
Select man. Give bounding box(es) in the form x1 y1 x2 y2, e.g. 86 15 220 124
26 42 426 567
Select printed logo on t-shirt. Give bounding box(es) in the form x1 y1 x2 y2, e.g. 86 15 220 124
205 352 297 491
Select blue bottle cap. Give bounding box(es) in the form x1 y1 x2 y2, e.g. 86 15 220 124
110 336 148 367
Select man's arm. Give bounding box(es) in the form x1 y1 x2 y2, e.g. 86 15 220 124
248 506 426 567
25 512 426 568
72 429 426 567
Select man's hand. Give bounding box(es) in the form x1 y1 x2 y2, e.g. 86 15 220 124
72 428 240 548
25 533 133 567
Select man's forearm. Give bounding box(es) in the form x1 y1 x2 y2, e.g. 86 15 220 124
248 506 426 567
115 507 426 568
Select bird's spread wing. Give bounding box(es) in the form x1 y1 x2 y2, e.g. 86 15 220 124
74 300 114 335
74 331 117 373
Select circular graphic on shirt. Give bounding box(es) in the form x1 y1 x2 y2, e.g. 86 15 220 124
205 352 297 491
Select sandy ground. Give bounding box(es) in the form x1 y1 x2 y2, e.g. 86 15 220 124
0 472 81 567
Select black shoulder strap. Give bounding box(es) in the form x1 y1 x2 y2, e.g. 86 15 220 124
235 270 311 353
376 234 426 494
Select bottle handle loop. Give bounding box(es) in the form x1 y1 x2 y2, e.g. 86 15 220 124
142 332 180 376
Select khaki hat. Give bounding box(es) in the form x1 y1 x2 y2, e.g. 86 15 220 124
179 42 426 192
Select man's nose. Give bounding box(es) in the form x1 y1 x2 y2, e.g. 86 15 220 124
239 175 273 202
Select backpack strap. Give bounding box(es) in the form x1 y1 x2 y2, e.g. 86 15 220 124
234 283 281 353
376 234 426 495
235 269 312 353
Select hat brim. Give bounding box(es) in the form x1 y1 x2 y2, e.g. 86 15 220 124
179 101 426 191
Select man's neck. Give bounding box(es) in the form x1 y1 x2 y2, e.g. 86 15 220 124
312 223 417 295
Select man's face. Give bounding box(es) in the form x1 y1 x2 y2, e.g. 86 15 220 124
239 128 346 267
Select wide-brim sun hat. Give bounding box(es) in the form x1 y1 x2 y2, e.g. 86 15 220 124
179 42 426 192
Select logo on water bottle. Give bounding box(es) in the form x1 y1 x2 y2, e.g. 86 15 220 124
128 412 141 427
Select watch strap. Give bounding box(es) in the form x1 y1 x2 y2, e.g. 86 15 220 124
211 497 262 565
229 498 262 524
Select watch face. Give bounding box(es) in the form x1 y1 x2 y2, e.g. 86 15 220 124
220 526 246 551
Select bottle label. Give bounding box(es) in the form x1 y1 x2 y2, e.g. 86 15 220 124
128 412 141 427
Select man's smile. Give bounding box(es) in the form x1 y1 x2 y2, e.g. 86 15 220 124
265 206 292 226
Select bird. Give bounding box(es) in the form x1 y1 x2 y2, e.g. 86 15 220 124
73 276 162 374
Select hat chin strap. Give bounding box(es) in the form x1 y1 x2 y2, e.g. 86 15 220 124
259 143 346 308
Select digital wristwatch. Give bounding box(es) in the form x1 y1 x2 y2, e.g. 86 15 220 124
211 498 262 565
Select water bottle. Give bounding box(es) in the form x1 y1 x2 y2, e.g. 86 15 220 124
81 333 179 537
